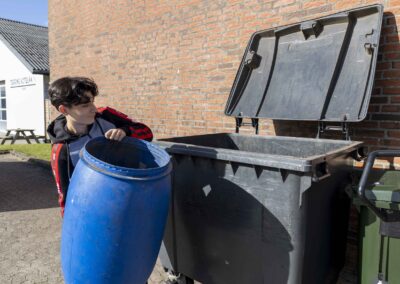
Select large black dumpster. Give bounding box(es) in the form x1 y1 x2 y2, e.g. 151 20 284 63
156 5 383 284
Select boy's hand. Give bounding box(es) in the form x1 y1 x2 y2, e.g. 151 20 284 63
105 128 126 141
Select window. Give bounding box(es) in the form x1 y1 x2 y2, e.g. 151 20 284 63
0 81 6 133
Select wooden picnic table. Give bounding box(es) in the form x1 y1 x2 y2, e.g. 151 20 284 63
1 129 40 145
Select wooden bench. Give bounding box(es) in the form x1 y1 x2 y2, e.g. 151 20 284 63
1 129 40 145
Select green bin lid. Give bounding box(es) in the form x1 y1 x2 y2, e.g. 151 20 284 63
365 170 400 204
366 186 400 204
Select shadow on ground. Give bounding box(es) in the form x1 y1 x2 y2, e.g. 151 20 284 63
0 155 58 212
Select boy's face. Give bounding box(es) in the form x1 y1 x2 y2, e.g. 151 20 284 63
60 92 97 125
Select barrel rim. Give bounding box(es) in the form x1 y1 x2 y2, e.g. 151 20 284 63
80 137 172 180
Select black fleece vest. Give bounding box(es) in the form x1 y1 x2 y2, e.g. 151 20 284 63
68 117 115 167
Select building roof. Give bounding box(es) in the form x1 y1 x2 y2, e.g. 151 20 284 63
0 18 49 75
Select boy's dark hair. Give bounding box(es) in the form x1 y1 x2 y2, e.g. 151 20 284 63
48 77 99 109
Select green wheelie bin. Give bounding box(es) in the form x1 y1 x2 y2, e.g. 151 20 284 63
355 150 400 284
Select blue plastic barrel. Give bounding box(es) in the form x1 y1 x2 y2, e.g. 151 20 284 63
61 136 172 284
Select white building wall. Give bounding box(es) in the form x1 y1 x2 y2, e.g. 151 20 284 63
0 39 46 136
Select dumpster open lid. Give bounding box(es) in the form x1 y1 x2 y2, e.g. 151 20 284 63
225 5 383 122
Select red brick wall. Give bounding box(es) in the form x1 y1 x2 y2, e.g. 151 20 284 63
49 0 398 157
48 1 398 283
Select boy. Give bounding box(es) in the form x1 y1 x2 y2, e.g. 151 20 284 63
47 76 153 216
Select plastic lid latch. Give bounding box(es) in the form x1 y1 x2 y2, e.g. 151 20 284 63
364 29 379 54
244 50 261 69
300 20 323 39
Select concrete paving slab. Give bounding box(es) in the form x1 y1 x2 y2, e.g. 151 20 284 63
0 153 170 284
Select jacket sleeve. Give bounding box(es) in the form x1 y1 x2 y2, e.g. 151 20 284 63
97 107 153 141
50 143 71 217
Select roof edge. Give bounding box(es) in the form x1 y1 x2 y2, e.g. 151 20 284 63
0 17 48 29
33 69 50 75
0 34 35 73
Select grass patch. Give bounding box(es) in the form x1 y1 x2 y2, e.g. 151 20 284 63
0 143 51 161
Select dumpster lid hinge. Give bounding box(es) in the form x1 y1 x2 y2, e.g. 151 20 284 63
317 121 350 140
235 114 259 134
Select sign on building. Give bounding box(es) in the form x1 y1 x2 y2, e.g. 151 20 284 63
9 76 36 88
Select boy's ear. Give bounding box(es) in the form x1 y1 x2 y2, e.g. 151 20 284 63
58 105 68 115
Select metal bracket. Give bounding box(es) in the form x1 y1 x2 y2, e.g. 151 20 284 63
317 121 350 140
235 113 259 134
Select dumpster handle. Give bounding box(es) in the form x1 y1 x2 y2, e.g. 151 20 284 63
358 150 400 221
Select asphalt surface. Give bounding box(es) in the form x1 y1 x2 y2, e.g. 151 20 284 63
0 153 169 284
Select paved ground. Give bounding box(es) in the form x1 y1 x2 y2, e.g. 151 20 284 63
0 153 169 284
0 151 356 284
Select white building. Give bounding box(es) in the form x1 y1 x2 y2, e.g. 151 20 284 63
0 18 49 136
